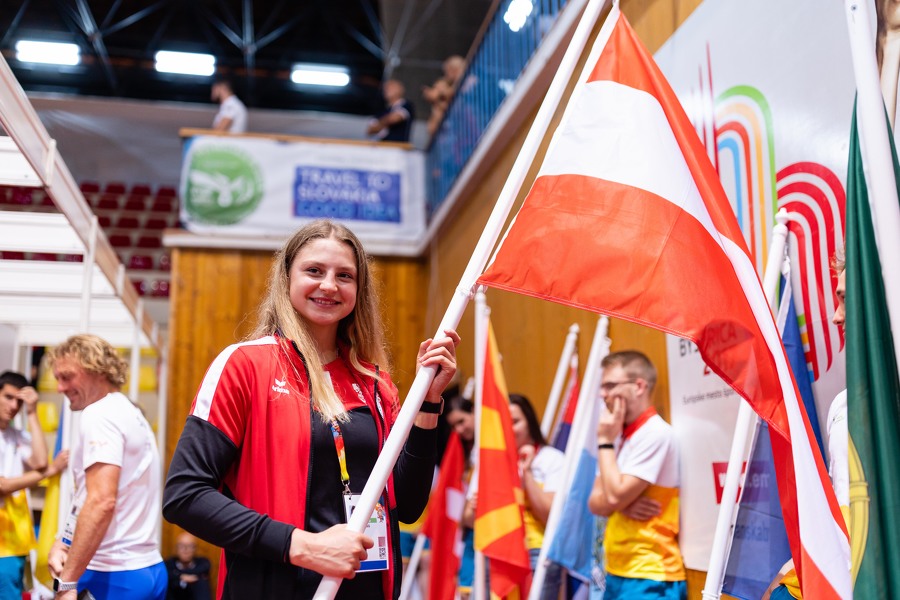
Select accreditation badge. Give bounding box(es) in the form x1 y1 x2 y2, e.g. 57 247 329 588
343 494 389 572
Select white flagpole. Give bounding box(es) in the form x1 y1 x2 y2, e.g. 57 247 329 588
398 534 428 600
472 290 489 600
312 0 613 597
541 323 580 438
529 315 610 600
844 0 900 378
701 210 790 600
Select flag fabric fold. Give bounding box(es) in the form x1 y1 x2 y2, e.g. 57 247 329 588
477 7 849 598
422 432 468 600
723 275 817 599
550 356 580 452
475 321 532 599
545 394 603 584
845 104 900 598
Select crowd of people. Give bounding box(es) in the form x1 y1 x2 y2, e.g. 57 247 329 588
0 217 851 600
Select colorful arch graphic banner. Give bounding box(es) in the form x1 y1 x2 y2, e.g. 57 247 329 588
654 0 853 570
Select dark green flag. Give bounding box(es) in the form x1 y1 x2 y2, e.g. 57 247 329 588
846 104 900 598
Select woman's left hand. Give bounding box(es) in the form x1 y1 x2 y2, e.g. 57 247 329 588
417 329 461 401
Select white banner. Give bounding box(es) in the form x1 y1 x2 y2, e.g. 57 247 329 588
179 135 426 255
655 0 853 570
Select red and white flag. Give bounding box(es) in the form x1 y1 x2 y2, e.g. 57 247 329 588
477 6 850 598
421 433 467 600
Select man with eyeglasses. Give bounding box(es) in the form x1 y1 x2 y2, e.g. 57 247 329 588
588 351 686 600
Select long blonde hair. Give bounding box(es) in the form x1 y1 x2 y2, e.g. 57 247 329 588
253 220 390 421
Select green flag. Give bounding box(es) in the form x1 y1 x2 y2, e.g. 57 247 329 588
846 104 900 598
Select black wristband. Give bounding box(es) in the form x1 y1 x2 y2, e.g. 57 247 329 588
597 443 615 450
419 397 444 415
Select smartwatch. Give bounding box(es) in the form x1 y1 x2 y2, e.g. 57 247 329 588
53 579 78 592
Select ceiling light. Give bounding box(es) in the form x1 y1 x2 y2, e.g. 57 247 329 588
154 51 215 76
15 40 80 66
504 0 534 33
291 64 350 87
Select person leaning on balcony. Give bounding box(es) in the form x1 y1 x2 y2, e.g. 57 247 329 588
211 77 248 134
367 80 415 142
422 55 466 137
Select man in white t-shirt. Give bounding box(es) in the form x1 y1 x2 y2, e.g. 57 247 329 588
0 371 67 597
588 351 686 600
211 78 248 134
46 335 165 600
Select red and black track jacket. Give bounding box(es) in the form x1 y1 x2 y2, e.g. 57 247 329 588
163 335 435 599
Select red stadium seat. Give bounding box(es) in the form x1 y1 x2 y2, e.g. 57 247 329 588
104 182 126 195
0 251 25 260
144 217 167 230
80 181 100 194
156 186 177 198
123 196 146 211
97 215 112 228
158 253 171 271
136 235 162 249
152 279 170 297
97 195 120 210
116 216 140 229
30 252 58 261
131 278 147 296
11 188 33 205
128 254 154 270
109 234 132 248
131 184 152 196
60 254 83 263
150 198 175 213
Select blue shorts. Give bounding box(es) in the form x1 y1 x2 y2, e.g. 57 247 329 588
79 562 167 600
0 556 25 600
604 574 686 600
458 528 475 589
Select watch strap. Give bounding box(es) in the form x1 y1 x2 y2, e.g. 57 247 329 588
419 396 444 415
54 579 79 591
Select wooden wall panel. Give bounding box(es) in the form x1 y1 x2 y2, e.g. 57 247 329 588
163 247 272 586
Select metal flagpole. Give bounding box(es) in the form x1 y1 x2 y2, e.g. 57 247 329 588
701 210 791 599
312 0 612 596
472 290 489 600
529 315 609 600
540 324 580 438
398 534 428 600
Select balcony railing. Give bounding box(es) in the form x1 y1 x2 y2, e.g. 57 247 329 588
426 0 570 217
